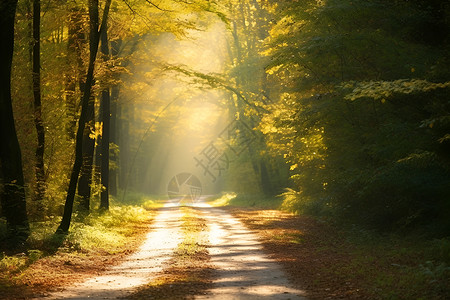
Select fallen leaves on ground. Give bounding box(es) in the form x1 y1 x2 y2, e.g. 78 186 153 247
230 208 372 299
0 222 150 300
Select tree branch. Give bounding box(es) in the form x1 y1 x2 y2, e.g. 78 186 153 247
144 0 173 12
162 64 269 113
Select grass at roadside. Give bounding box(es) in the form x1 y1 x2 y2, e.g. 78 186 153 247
128 206 212 300
208 192 282 209
231 208 450 299
0 195 162 299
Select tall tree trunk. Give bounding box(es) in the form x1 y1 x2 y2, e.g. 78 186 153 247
93 101 102 203
57 0 112 233
77 94 95 211
109 84 118 197
259 159 274 196
66 6 85 139
99 22 110 210
32 0 45 203
118 104 130 191
77 0 100 212
0 0 30 244
108 39 121 197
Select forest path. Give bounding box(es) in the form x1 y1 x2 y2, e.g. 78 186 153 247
41 198 305 299
41 201 183 300
194 201 306 299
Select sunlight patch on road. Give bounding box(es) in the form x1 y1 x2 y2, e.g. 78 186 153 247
195 204 307 300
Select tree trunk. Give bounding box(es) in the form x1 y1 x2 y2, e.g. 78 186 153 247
99 22 110 210
32 0 46 203
77 93 95 211
93 100 102 203
66 6 85 139
57 0 112 233
108 39 121 197
0 0 30 244
259 159 273 196
109 84 118 197
77 0 100 213
77 0 100 212
118 104 131 191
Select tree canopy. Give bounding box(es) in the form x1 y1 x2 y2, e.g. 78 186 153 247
1 0 449 246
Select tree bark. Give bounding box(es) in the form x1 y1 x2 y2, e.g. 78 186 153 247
99 22 110 210
77 0 99 212
0 0 30 243
32 0 46 203
109 85 118 197
66 6 85 139
118 104 130 191
57 0 112 233
108 39 121 197
77 94 95 211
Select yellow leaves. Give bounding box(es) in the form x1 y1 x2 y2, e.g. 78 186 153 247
315 0 326 7
260 123 278 134
438 134 450 143
259 91 328 173
89 122 103 141
343 79 450 101
266 64 283 75
266 15 306 47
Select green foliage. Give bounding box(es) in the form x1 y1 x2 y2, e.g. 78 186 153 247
208 192 237 207
209 192 283 209
118 190 164 207
429 238 450 265
419 261 450 283
4 0 450 256
342 79 450 101
0 254 28 274
337 153 450 231
25 202 153 254
260 0 450 234
279 188 303 214
0 249 44 276
0 202 153 291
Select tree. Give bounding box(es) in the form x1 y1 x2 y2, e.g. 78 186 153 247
221 0 285 196
108 39 122 197
32 0 46 204
65 4 86 140
99 20 110 210
77 0 101 212
260 0 450 232
57 0 112 233
0 0 30 243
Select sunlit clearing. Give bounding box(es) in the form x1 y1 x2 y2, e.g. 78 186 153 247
121 21 230 198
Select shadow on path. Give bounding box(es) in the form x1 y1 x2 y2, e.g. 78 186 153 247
192 202 307 300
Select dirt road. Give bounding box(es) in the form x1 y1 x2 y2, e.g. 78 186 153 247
42 199 306 299
195 202 306 299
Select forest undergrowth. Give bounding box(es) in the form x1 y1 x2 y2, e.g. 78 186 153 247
0 195 160 299
216 193 450 299
0 193 449 299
